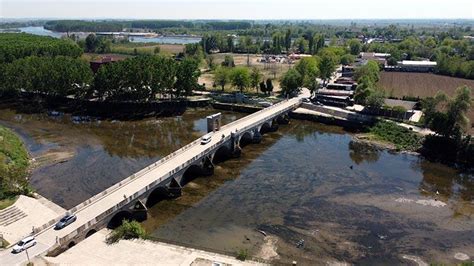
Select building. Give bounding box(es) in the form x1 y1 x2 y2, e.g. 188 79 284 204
89 56 126 73
384 99 419 110
359 52 391 66
395 60 437 72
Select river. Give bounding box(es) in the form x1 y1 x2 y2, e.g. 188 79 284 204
0 104 472 264
0 26 200 44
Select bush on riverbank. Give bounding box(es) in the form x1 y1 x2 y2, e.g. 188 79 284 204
0 125 31 206
106 220 147 244
421 135 474 168
368 120 422 151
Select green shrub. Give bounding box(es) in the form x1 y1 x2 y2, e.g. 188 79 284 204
106 220 146 244
0 125 30 203
369 121 422 151
236 249 248 261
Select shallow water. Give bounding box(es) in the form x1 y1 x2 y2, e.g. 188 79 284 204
0 106 244 208
0 106 472 264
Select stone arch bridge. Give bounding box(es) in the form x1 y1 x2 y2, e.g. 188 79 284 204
30 98 302 253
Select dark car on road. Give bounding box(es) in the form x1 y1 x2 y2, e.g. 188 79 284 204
54 214 77 230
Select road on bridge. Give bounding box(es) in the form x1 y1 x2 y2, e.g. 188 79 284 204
0 97 301 265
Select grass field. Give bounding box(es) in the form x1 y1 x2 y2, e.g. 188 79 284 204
110 43 185 56
378 72 474 133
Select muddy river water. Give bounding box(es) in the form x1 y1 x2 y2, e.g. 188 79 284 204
0 105 472 265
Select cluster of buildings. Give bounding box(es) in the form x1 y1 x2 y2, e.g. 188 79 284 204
358 52 437 72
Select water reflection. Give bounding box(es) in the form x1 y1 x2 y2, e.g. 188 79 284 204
144 120 473 264
348 141 381 165
0 106 244 208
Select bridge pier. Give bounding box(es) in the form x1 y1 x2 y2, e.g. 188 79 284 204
168 178 182 197
277 114 290 125
252 130 262 144
201 156 215 176
131 200 148 222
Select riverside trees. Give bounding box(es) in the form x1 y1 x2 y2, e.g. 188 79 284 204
0 33 82 63
421 86 473 167
0 56 93 98
92 55 200 101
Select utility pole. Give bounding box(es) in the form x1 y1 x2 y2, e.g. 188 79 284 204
25 248 31 264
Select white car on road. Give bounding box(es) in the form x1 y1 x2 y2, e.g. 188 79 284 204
12 236 36 253
201 134 212 145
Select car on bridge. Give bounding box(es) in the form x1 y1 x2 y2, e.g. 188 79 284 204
201 134 212 145
12 236 36 253
54 214 77 230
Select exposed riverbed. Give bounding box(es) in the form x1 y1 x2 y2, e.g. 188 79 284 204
0 104 472 265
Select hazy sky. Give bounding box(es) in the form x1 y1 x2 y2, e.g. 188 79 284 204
1 0 473 20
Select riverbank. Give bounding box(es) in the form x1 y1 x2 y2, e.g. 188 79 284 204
38 229 265 265
0 125 30 209
0 94 211 120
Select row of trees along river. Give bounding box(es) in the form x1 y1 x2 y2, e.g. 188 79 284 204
0 33 201 101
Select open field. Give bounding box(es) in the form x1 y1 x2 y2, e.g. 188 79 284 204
378 72 474 133
110 43 185 56
200 53 292 93
378 72 474 98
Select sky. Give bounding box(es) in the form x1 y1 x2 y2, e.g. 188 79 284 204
1 0 473 20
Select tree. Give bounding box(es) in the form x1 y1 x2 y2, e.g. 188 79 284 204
214 66 230 91
365 89 385 108
259 81 267 94
222 55 235 67
184 43 204 62
230 67 251 92
265 79 274 95
422 86 472 138
354 60 380 83
227 35 235 53
175 58 200 97
319 50 338 82
154 46 161 54
347 38 362 55
280 68 302 96
250 67 263 92
294 37 308 54
340 54 355 65
312 34 325 55
1 56 93 98
354 76 374 105
294 57 319 92
285 29 292 52
206 55 216 70
85 34 98 52
272 32 283 54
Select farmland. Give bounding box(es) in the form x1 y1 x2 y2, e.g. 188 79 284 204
378 72 474 133
110 43 185 56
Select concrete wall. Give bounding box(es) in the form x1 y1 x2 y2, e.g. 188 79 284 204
300 103 374 123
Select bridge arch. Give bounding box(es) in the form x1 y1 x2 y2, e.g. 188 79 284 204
259 121 272 134
180 164 203 186
107 210 133 229
239 131 253 148
85 229 97 238
146 186 170 208
212 145 231 164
